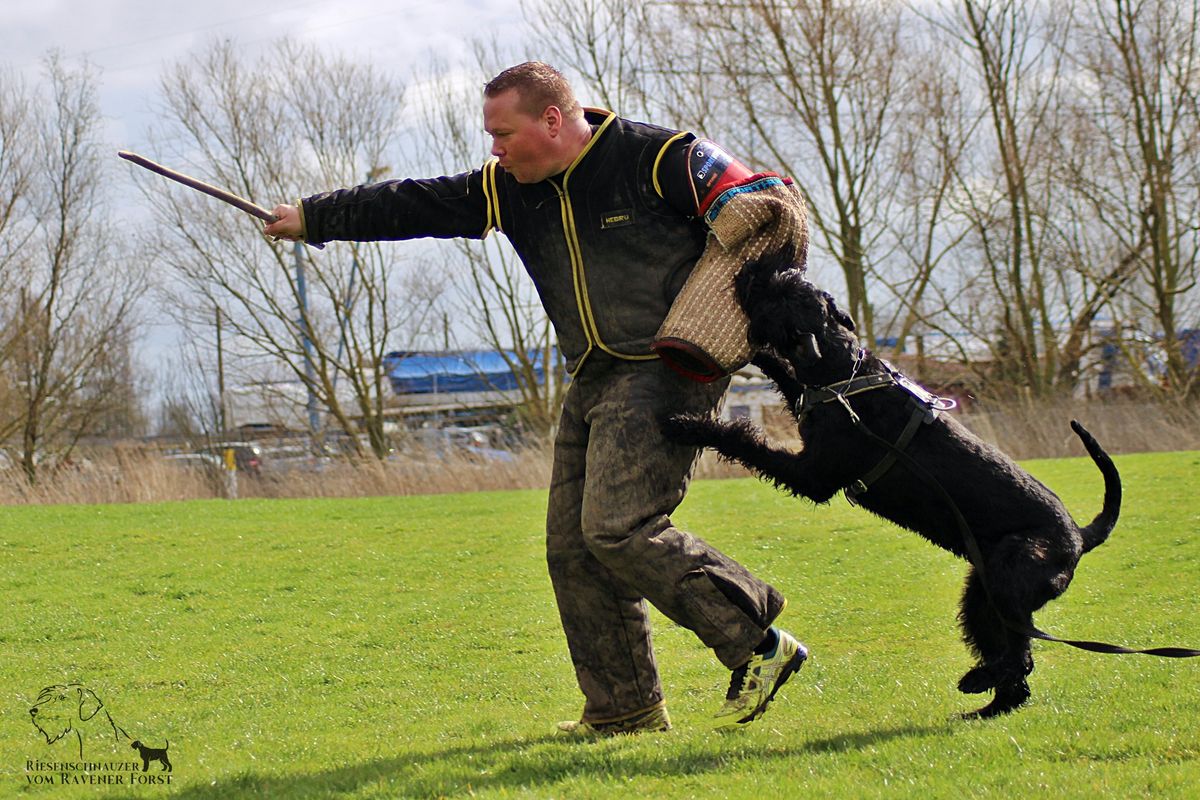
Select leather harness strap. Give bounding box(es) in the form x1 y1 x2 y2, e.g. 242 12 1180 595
795 372 894 418
845 397 931 504
794 367 939 504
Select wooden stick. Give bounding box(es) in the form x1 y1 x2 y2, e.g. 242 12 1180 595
118 150 277 222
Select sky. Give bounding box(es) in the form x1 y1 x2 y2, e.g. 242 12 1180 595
1 1 532 391
1 0 527 154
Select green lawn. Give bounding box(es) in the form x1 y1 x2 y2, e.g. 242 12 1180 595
1 450 1198 798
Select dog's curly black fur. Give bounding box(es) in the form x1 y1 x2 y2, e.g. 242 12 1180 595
663 247 1123 718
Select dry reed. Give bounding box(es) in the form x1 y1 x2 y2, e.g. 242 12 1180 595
0 446 554 506
696 396 1200 478
0 399 1195 506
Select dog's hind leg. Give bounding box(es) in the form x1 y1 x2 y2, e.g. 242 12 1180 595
957 567 1034 719
957 568 1006 694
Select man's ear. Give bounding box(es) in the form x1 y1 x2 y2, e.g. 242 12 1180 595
543 105 563 136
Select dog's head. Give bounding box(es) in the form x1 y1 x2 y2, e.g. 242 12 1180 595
735 246 859 373
29 684 102 745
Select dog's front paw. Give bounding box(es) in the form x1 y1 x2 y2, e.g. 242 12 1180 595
659 413 717 447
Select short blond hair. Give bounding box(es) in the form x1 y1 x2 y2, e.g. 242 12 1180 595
484 61 583 120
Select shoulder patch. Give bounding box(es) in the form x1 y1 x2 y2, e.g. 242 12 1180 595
688 140 754 215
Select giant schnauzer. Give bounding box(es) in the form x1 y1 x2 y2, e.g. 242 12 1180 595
663 248 1122 718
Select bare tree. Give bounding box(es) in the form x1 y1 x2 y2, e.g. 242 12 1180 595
0 67 36 422
922 0 1101 396
146 39 440 458
641 0 914 345
0 54 147 481
1063 0 1200 398
523 0 656 117
875 28 980 362
0 68 36 303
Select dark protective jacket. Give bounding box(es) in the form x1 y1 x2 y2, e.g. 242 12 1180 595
299 109 714 374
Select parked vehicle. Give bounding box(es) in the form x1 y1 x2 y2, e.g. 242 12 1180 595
162 452 224 477
412 425 516 463
260 444 331 474
198 442 265 475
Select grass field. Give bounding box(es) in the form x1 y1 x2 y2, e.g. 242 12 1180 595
1 449 1198 798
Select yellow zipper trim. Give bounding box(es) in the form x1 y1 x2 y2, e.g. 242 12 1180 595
480 160 495 236
652 131 690 199
553 178 594 373
488 160 504 233
559 111 658 367
481 159 506 236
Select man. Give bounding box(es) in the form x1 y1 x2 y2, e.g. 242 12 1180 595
265 61 808 735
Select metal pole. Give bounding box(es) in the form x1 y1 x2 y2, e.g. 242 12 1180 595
223 446 238 500
294 241 321 438
216 305 227 436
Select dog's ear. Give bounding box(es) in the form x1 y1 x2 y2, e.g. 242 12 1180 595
822 291 856 332
76 688 102 721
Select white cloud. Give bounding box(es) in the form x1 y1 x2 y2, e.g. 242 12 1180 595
2 0 525 149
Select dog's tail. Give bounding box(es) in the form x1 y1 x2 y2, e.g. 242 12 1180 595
1071 420 1121 554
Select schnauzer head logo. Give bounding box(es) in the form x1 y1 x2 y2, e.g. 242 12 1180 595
29 684 128 759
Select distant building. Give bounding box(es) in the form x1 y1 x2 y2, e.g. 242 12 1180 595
381 349 562 427
1095 327 1200 394
722 365 783 425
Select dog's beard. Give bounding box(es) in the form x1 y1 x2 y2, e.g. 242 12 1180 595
31 715 70 744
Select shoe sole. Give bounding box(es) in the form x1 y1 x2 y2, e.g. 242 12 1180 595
557 723 671 738
558 707 672 737
732 645 808 725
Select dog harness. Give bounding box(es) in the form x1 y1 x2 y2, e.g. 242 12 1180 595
792 352 956 504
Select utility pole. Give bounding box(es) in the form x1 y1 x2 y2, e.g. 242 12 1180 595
294 241 322 439
215 305 227 436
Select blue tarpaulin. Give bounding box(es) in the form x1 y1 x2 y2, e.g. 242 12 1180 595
382 350 557 395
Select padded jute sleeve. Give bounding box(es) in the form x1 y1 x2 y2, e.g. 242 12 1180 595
652 176 809 382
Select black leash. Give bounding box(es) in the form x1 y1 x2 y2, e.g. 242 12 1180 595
827 384 1200 660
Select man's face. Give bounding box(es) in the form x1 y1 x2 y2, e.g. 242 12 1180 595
483 89 560 184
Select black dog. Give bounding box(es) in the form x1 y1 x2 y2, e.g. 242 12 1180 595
131 739 171 772
664 250 1122 718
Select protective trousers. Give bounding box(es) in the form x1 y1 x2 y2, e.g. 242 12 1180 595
546 357 786 724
